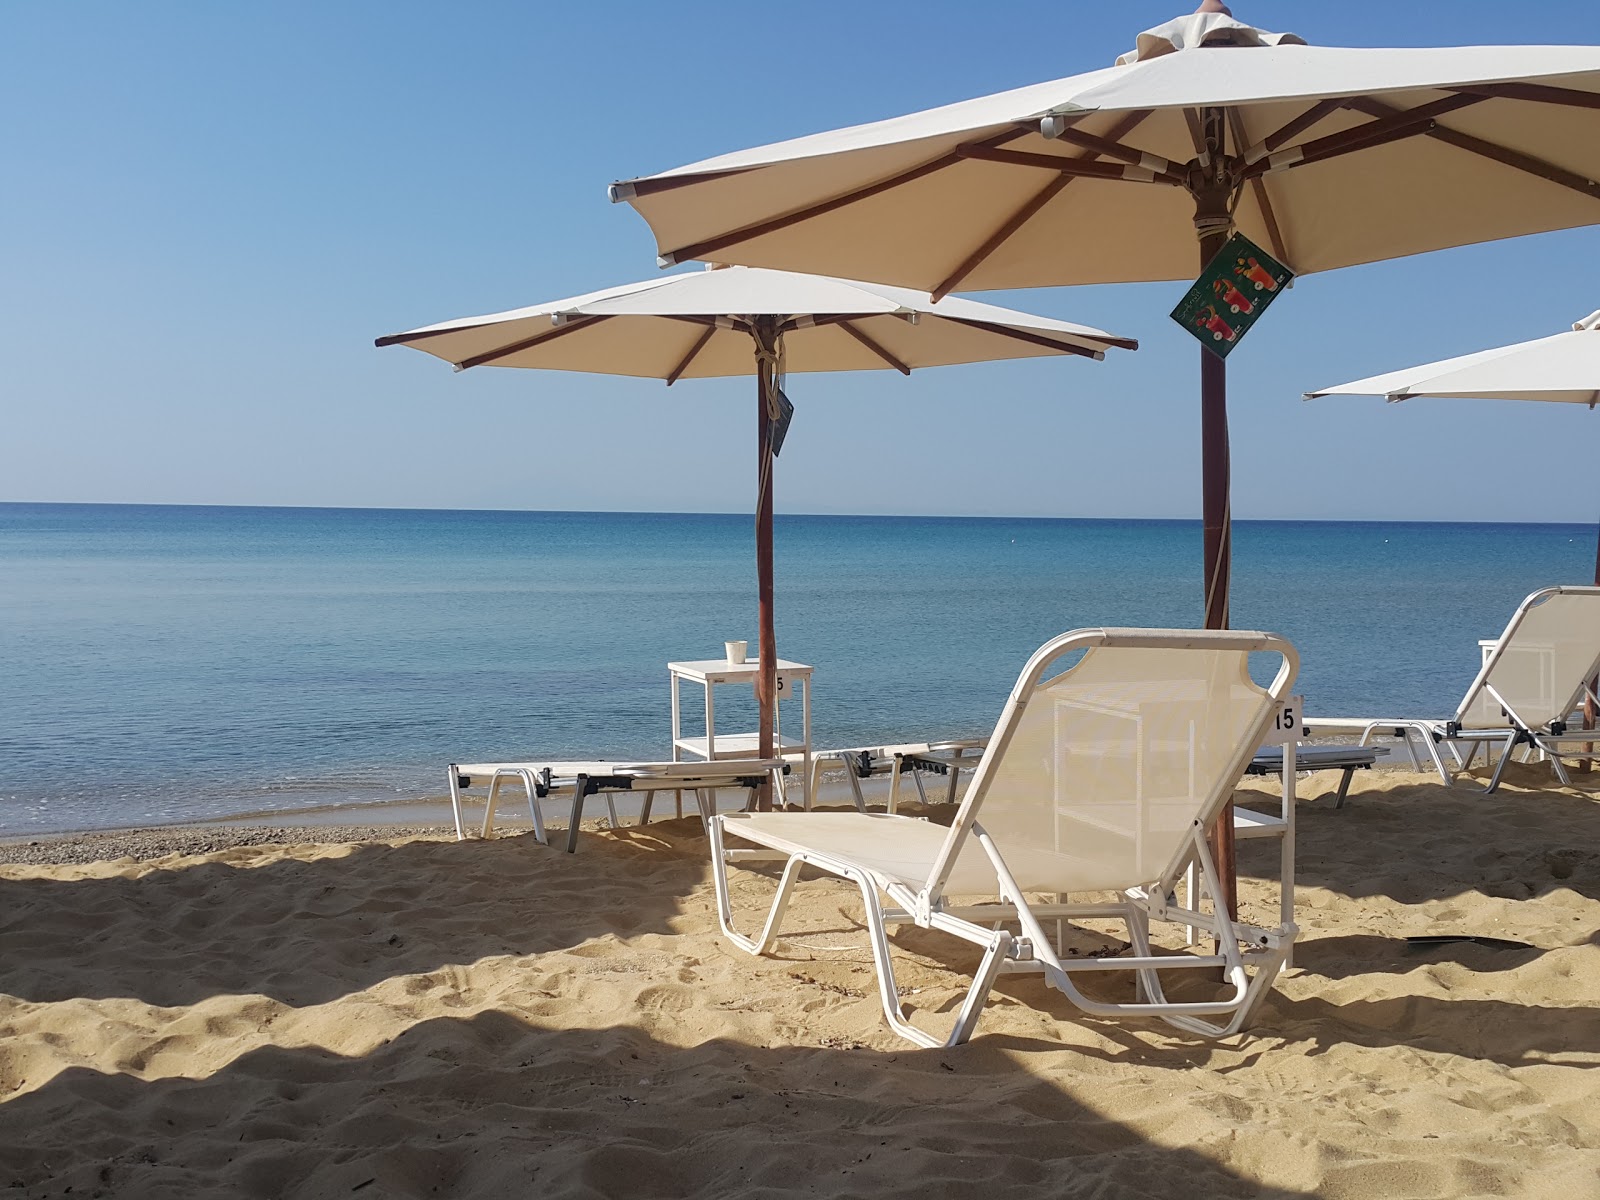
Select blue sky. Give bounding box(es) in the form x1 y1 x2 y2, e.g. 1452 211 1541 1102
4 0 1599 522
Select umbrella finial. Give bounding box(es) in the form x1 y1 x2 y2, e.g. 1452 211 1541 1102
1195 0 1233 13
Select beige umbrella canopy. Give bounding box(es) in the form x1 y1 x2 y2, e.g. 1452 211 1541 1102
610 2 1600 631
1307 308 1600 581
377 265 1134 804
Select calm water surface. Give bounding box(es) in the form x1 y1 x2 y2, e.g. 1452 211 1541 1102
1 502 1592 833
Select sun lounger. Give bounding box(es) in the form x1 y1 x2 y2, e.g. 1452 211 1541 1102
1307 586 1600 793
709 627 1299 1048
448 758 788 852
809 739 988 813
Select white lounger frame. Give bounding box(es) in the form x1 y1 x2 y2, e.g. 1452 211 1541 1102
711 627 1299 1048
1307 586 1600 793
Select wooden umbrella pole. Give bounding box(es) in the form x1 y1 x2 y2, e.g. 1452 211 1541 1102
1195 105 1238 918
753 318 779 809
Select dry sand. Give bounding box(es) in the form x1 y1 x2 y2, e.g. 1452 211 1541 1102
1 763 1597 1199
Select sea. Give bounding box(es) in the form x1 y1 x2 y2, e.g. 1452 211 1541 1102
2 502 1594 835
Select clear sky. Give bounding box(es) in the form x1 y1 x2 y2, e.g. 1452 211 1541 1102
4 1 1599 522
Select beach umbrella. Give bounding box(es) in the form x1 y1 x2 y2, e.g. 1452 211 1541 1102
1306 307 1600 587
376 264 1134 806
609 2 1600 633
605 0 1600 901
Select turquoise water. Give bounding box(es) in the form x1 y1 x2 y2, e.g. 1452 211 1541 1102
1 502 1593 834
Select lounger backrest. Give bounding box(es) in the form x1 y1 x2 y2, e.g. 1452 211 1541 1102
924 628 1296 901
1455 586 1600 732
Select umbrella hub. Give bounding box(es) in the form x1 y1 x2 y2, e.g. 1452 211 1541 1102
1187 107 1240 244
1575 309 1600 332
1118 10 1305 65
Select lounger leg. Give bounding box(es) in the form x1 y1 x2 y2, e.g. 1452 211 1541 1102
945 766 960 806
910 764 930 806
518 769 548 846
1544 741 1574 787
605 796 620 830
482 774 505 838
447 766 468 842
1184 861 1200 946
845 758 869 814
1333 766 1355 809
640 793 655 826
708 817 805 955
566 775 589 853
1483 733 1521 794
944 928 1012 1048
887 758 903 814
1419 729 1455 785
1398 729 1424 771
847 870 1009 1049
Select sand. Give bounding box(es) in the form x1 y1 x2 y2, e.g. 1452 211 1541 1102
1 763 1597 1199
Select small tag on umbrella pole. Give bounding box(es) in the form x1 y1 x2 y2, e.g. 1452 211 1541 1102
1170 232 1294 359
769 386 795 457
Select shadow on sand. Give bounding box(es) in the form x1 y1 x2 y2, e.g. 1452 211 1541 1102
0 1009 1320 1200
0 827 695 1008
1233 763 1600 905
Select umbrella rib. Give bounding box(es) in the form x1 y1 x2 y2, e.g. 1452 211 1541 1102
665 325 717 386
1347 96 1600 204
1183 108 1207 157
837 320 911 374
613 165 758 202
376 323 507 348
959 318 1124 357
1045 123 1178 176
956 144 1186 186
455 315 614 370
1244 94 1487 178
1448 82 1600 111
1242 98 1348 162
657 126 1037 266
931 111 1153 301
1226 109 1292 265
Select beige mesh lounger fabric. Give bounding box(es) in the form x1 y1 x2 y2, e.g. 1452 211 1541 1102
1307 586 1600 793
710 627 1299 1048
449 759 788 853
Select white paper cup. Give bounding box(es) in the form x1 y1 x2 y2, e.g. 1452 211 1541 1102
725 640 747 665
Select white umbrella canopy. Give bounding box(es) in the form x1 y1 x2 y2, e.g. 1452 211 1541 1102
376 264 1135 377
611 11 1600 291
377 265 1134 806
1306 309 1600 405
1308 308 1600 582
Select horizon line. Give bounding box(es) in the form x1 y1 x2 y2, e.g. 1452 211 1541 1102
1 498 1595 529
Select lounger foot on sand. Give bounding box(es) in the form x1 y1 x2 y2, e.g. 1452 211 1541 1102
711 627 1301 1048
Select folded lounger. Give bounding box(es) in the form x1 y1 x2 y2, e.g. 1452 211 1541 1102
710 627 1299 1048
1306 585 1600 792
448 758 789 852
